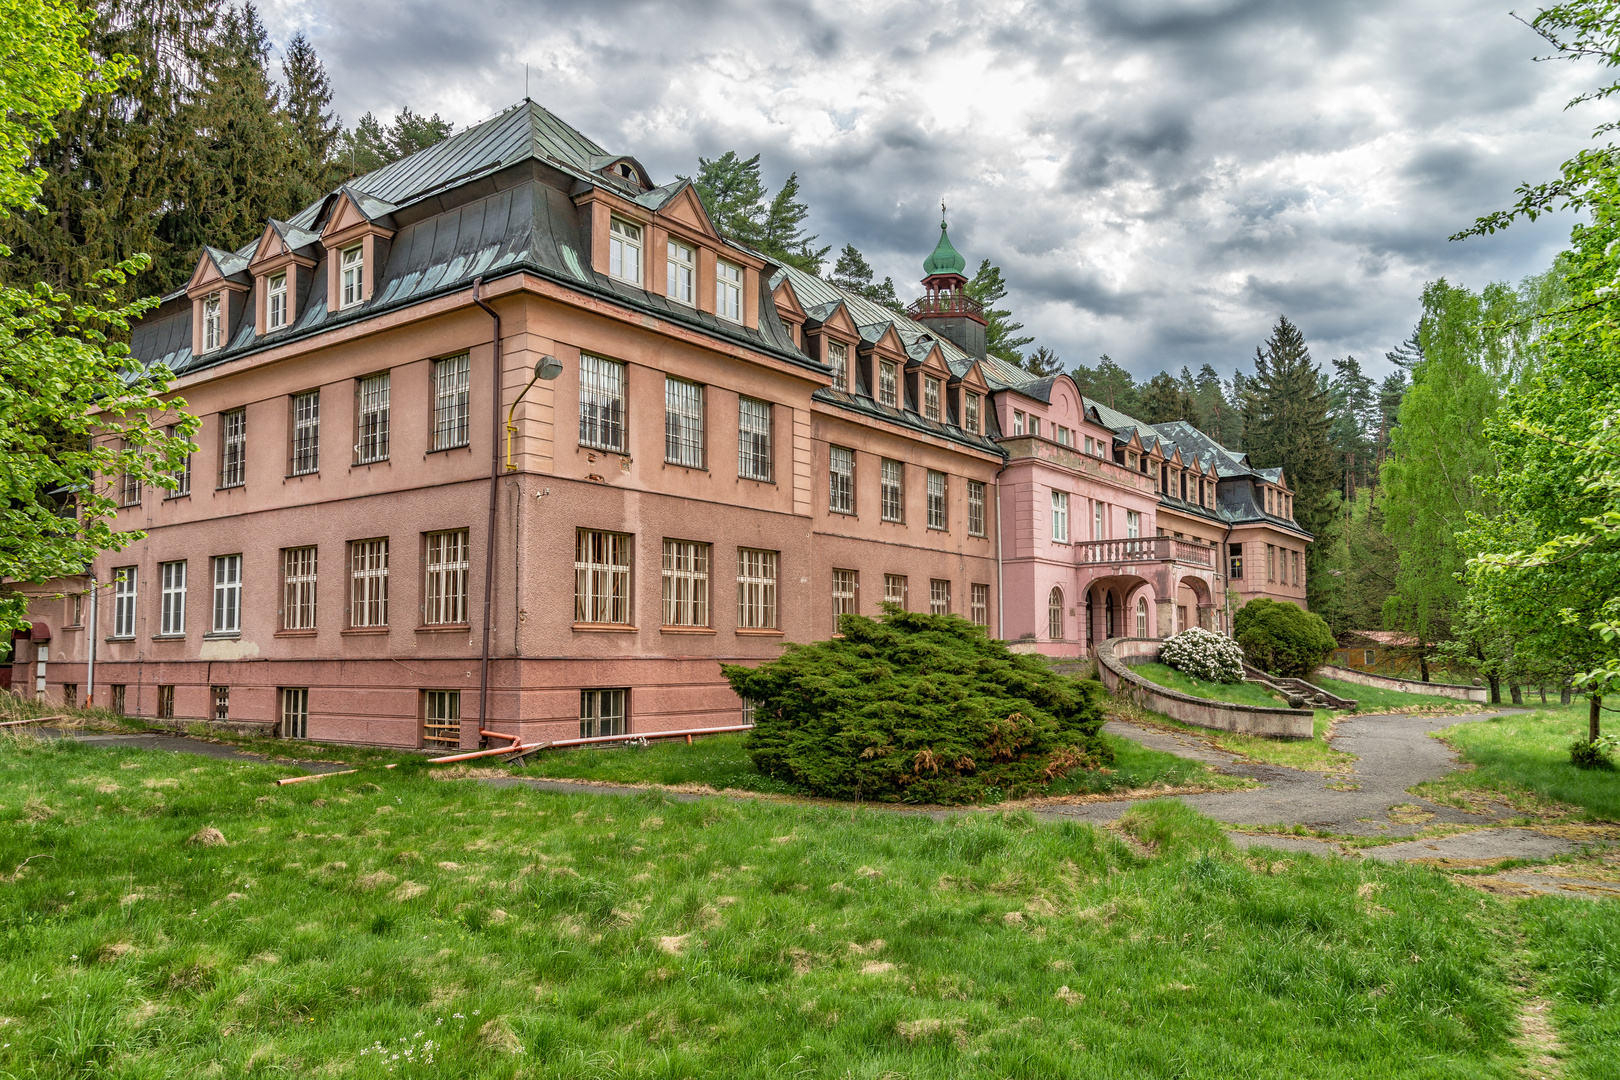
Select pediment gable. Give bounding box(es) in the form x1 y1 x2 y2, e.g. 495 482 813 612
806 300 861 340
953 359 992 393
859 322 907 358
186 247 250 298
1123 430 1144 452
909 342 950 376
321 188 396 245
658 183 720 239
772 277 808 322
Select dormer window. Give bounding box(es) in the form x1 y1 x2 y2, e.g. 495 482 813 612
827 340 848 391
666 240 695 305
716 260 742 322
879 361 898 408
617 162 635 181
1013 410 1025 436
202 293 222 352
923 376 942 422
609 218 642 284
340 246 363 308
964 391 980 434
267 273 287 330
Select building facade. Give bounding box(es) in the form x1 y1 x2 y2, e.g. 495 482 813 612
8 100 1310 746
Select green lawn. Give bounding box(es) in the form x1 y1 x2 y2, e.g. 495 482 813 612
1309 675 1487 715
8 732 1613 1078
518 729 1234 801
1130 662 1289 707
1418 705 1620 821
1110 697 1353 773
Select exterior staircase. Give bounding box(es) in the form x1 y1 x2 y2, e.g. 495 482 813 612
1241 662 1357 710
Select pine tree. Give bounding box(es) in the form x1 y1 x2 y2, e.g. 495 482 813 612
281 31 339 197
760 172 829 273
827 243 901 311
1193 363 1240 447
687 151 826 272
1071 354 1140 414
1023 345 1063 377
1240 316 1338 602
336 106 452 178
1140 370 1198 423
965 259 1032 366
1328 354 1376 501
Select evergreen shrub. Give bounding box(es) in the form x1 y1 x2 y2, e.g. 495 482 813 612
1233 597 1336 677
1157 627 1245 684
721 608 1111 804
1569 736 1617 770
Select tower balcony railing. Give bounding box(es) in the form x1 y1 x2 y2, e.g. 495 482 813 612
905 292 984 320
1075 536 1213 568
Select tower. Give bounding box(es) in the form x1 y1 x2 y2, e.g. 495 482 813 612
906 205 987 359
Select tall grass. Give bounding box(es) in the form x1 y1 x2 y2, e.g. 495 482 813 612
1427 707 1620 820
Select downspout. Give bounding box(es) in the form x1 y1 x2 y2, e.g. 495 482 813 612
471 278 503 749
1219 520 1234 637
994 461 1008 640
85 576 97 707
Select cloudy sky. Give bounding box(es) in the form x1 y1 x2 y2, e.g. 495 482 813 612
258 0 1601 384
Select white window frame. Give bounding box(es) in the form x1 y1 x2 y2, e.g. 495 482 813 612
160 560 186 637
964 391 980 434
579 354 626 452
431 353 471 451
280 687 309 739
290 390 320 475
424 689 461 748
609 219 642 284
661 539 710 627
884 574 907 608
1013 410 1025 436
967 480 986 538
1127 510 1141 538
575 529 631 625
923 376 942 422
220 408 246 488
1052 490 1069 543
580 688 627 738
827 340 848 391
202 292 222 352
113 566 137 639
1093 502 1105 540
424 530 470 626
880 459 904 523
1137 597 1150 638
878 360 898 408
167 423 191 497
282 546 318 631
738 397 772 482
832 568 858 621
829 446 855 515
929 579 951 616
926 470 947 530
340 245 364 309
971 583 989 627
1049 587 1064 640
664 376 705 468
737 548 778 630
349 539 389 628
267 273 287 330
716 260 743 322
212 554 242 635
356 372 390 463
666 239 695 305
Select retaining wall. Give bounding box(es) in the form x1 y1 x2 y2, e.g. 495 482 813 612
1310 664 1487 703
1095 638 1314 739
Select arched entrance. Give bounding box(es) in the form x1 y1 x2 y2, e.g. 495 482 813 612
1177 575 1215 632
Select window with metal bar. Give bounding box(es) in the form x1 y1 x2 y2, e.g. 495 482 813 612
737 548 778 629
282 546 317 630
167 424 190 496
880 459 904 522
1051 490 1069 542
340 245 363 308
349 539 389 628
268 273 287 329
666 239 695 304
923 376 941 421
716 260 742 321
118 457 141 507
202 292 222 352
579 354 626 451
280 687 309 739
431 353 470 450
212 554 241 634
884 573 907 608
738 398 772 481
609 219 641 283
290 390 320 475
220 408 246 487
661 540 709 627
971 583 989 627
113 566 137 638
929 579 951 615
964 391 980 434
424 530 469 625
664 377 704 467
212 685 230 720
878 360 898 408
574 529 631 624
356 372 390 463
423 689 460 748
1049 587 1064 640
157 685 174 719
580 688 627 738
160 561 186 636
829 447 854 514
827 340 848 391
967 480 986 537
926 470 947 530
832 568 858 621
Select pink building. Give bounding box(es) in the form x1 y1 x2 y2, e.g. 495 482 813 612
8 100 1309 746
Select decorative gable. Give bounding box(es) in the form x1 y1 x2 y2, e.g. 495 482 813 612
320 189 397 314
658 183 720 239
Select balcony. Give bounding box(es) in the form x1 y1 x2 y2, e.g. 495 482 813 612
905 292 984 320
1075 536 1213 568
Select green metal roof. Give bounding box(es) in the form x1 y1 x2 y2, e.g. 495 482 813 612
923 222 966 276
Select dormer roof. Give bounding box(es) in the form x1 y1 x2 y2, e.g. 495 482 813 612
321 186 398 243
591 153 653 190
803 299 861 339
186 246 252 296
772 276 808 323
856 321 907 356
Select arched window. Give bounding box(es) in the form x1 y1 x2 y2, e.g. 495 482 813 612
1136 596 1149 637
1048 587 1064 641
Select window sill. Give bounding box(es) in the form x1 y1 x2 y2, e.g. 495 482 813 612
284 471 320 480
416 624 471 634
737 476 775 485
426 444 471 456
216 484 245 492
573 623 637 633
352 458 390 468
163 493 192 502
662 462 708 472
202 631 240 640
926 526 949 532
150 634 185 642
735 628 783 636
880 517 905 525
829 509 857 517
341 626 389 636
274 629 318 638
660 625 715 635
579 443 630 456
104 636 135 644
117 503 142 511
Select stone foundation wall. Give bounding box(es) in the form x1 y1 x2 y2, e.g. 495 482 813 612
1095 637 1313 739
1310 663 1487 703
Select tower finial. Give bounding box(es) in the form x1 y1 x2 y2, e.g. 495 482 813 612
941 198 947 228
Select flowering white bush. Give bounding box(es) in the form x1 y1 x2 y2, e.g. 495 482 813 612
1158 627 1246 684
